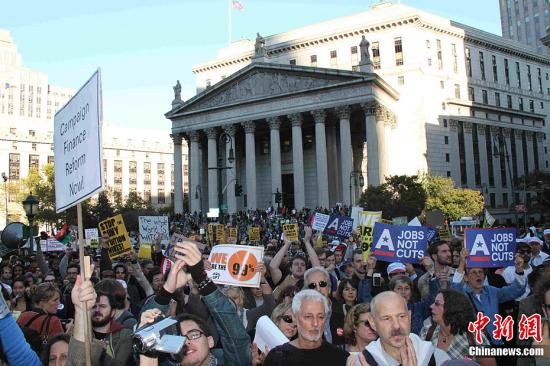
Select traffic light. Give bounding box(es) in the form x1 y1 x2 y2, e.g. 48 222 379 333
235 184 243 197
275 191 282 203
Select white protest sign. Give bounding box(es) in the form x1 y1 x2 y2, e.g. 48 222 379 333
40 239 67 252
351 206 363 230
207 244 264 287
408 217 422 226
85 228 99 247
139 216 169 245
254 316 289 352
312 212 330 231
54 70 103 213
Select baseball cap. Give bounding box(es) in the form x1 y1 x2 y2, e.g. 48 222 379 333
526 236 544 245
544 229 550 235
387 262 406 275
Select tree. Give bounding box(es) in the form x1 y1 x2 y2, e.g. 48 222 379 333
516 171 550 220
423 175 484 221
88 190 115 228
359 175 427 220
117 191 156 232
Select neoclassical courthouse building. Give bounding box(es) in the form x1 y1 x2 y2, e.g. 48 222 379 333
167 3 550 222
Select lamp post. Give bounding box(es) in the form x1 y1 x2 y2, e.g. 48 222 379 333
349 171 365 206
2 172 7 227
492 131 517 229
208 132 235 222
195 184 202 213
22 193 39 253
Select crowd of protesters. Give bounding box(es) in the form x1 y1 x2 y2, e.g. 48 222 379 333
0 206 549 366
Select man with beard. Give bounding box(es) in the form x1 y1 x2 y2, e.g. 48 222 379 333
90 288 134 364
417 240 454 299
264 289 349 366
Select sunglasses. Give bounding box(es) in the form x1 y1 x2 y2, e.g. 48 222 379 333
280 315 294 324
357 320 371 328
308 280 328 290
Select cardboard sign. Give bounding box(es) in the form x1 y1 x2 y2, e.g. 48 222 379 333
358 211 382 261
314 214 354 239
372 222 429 263
54 70 104 213
465 228 515 268
207 244 264 287
311 212 330 231
254 316 289 355
228 227 238 239
215 224 225 242
283 224 299 242
207 224 214 241
138 243 152 259
98 214 132 259
350 206 363 231
248 227 260 242
138 216 169 246
439 228 451 240
40 239 67 252
85 228 99 248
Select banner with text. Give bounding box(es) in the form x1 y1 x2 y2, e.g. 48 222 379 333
40 239 67 252
54 70 104 213
248 227 260 242
358 211 382 261
85 228 99 248
372 222 429 263
465 228 516 268
98 214 132 259
207 244 264 287
138 216 169 246
282 224 299 242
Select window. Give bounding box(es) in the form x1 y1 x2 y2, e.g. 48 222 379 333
32 143 37 151
490 193 496 208
29 130 35 137
454 84 461 99
330 50 337 68
47 156 54 165
504 58 510 85
538 67 543 93
310 55 317 67
9 153 20 180
394 37 403 66
479 51 486 80
492 55 498 82
445 153 450 162
372 42 380 69
441 102 446 111
482 90 488 104
516 62 521 88
443 119 448 128
426 40 431 48
440 80 445 89
447 171 451 177
529 99 534 113
289 59 296 65
398 76 405 85
507 94 512 108
436 39 443 70
9 128 16 135
350 46 358 68
519 97 524 111
468 87 475 101
503 193 509 207
444 136 449 144
495 92 501 107
29 155 39 172
465 48 472 77
451 43 458 73
158 189 165 204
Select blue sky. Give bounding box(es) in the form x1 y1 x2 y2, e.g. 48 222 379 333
1 0 501 131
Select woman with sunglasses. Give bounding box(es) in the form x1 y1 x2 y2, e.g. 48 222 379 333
343 303 377 354
271 303 297 340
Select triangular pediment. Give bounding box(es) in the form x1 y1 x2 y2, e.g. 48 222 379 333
167 63 374 117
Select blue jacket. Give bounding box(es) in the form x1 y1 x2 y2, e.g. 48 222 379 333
409 277 440 335
0 313 41 366
451 271 526 345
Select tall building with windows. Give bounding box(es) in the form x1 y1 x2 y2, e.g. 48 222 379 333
499 0 550 56
0 29 187 226
169 2 549 224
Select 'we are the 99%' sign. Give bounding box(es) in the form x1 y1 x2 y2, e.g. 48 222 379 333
207 245 264 287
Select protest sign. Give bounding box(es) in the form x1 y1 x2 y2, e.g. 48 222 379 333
228 227 238 240
465 228 515 268
40 239 67 252
98 214 132 259
315 215 354 239
254 316 289 354
358 211 382 261
85 228 99 248
283 224 299 242
54 70 104 213
351 206 363 230
311 212 330 231
207 244 264 287
439 228 451 240
392 217 408 226
138 243 151 259
207 224 214 241
381 219 393 225
216 224 225 242
165 233 206 261
138 216 169 246
248 227 260 242
372 222 429 263
408 217 422 226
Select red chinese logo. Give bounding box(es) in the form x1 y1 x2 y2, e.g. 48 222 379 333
492 314 514 341
468 312 490 344
518 313 542 343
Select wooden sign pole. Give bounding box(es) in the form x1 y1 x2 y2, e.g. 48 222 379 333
77 203 92 366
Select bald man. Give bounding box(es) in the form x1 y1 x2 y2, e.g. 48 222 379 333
349 291 450 366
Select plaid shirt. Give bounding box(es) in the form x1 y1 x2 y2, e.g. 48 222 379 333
420 323 490 360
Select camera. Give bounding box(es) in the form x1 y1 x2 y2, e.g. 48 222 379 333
133 316 187 360
372 273 381 287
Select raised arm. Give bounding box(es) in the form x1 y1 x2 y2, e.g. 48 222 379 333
302 226 320 268
269 237 291 285
34 237 50 275
127 251 154 297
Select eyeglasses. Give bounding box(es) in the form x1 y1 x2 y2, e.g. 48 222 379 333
280 315 294 324
308 280 328 290
184 329 205 341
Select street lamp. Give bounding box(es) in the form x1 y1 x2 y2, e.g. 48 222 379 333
22 193 39 253
195 184 202 213
208 131 235 222
492 131 517 229
349 171 365 206
2 172 7 226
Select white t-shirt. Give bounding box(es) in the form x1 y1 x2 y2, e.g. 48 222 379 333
502 265 532 300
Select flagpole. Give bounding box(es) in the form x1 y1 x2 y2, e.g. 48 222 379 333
228 0 231 46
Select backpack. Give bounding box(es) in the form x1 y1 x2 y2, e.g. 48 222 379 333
362 348 436 366
20 311 53 345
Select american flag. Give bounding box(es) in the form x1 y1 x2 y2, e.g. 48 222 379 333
232 0 244 11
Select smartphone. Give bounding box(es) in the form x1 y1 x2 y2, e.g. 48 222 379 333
165 233 186 262
372 273 381 287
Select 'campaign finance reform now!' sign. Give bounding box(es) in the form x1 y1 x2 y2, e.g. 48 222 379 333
54 70 104 213
372 222 429 263
465 228 516 268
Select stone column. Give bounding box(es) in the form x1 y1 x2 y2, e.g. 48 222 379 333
490 126 503 207
352 139 366 204
267 117 282 204
449 120 461 186
242 121 257 210
289 113 305 209
312 110 330 208
376 105 390 183
477 125 489 190
525 131 535 173
502 128 514 189
362 102 380 186
514 130 525 178
205 127 218 210
223 124 237 214
536 132 544 171
189 130 201 214
463 122 476 188
336 106 353 205
171 133 184 214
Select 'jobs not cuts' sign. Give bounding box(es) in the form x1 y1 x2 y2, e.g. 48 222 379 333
54 70 104 213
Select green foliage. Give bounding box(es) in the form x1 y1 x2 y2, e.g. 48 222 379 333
359 175 427 220
423 175 484 221
516 171 550 218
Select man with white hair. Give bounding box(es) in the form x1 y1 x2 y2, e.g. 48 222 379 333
353 291 450 366
263 289 349 366
527 236 548 266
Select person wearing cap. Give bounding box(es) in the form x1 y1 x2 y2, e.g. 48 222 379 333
528 236 549 266
387 262 407 279
544 229 550 252
502 241 533 301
